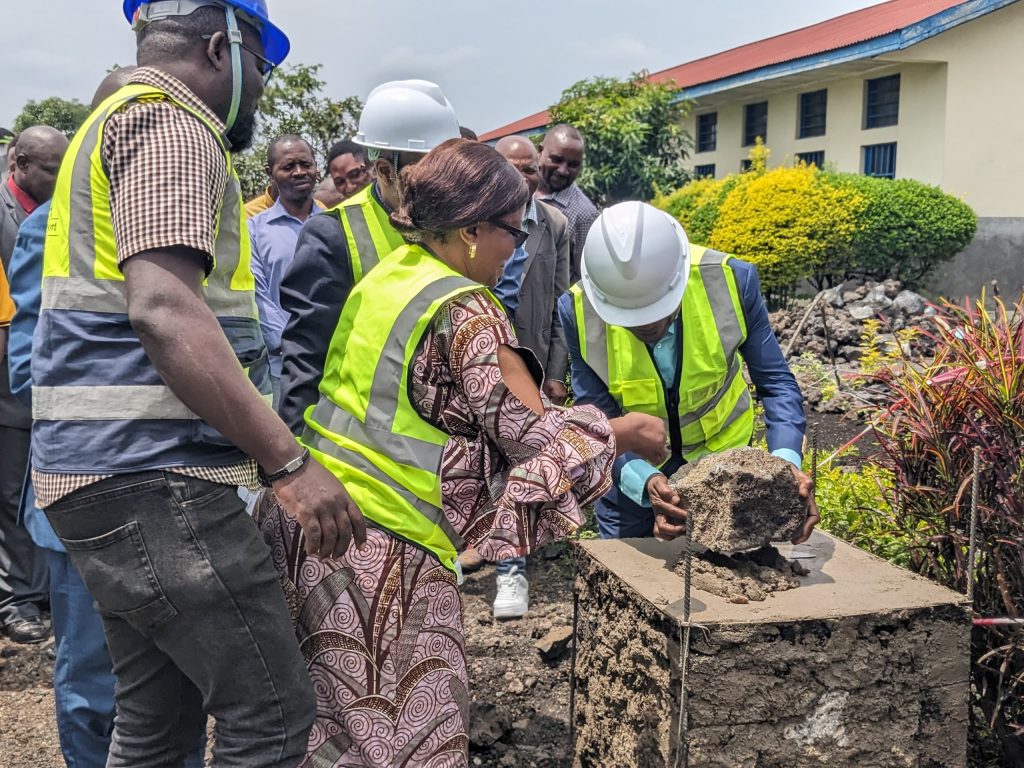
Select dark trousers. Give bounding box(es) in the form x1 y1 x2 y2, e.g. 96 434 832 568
45 472 315 768
0 424 47 626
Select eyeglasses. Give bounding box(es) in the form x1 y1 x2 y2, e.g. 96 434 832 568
489 219 529 249
201 34 276 84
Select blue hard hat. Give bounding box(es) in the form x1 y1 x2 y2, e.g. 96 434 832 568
123 0 290 66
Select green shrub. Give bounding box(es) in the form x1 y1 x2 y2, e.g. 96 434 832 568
825 173 977 287
708 164 865 305
652 146 977 299
812 457 909 566
549 73 692 204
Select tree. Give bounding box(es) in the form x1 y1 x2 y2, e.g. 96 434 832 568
547 73 692 205
233 63 362 198
13 97 91 138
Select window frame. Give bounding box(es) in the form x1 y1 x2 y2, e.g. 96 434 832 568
742 101 768 147
693 163 716 179
864 74 901 129
796 150 825 168
696 112 718 153
862 142 897 179
798 89 828 139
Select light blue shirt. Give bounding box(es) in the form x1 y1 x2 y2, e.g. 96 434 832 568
493 197 539 322
618 322 803 507
249 198 319 378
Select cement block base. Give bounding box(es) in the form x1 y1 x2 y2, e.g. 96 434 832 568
572 532 971 768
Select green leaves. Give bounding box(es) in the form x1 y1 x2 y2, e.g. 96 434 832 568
13 97 91 139
652 152 978 303
548 73 692 205
871 291 1024 758
233 63 362 198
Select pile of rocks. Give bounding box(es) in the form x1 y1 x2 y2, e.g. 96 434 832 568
771 277 935 365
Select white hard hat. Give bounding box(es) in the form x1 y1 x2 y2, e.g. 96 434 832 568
581 201 691 327
354 79 461 153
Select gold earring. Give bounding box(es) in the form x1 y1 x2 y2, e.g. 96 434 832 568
469 244 477 260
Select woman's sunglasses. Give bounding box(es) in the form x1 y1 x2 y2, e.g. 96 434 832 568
489 219 529 249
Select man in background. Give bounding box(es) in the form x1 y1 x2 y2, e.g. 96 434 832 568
0 124 67 645
249 134 322 404
536 124 598 282
326 139 370 201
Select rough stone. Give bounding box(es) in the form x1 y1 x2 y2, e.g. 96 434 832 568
860 285 895 314
534 626 574 661
827 317 860 344
881 278 903 299
893 289 927 316
669 447 806 554
820 287 844 307
572 533 972 768
470 702 511 748
848 304 879 321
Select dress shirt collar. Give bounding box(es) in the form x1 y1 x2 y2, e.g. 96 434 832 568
6 176 39 215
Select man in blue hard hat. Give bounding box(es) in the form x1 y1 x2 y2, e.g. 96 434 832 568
32 3 364 765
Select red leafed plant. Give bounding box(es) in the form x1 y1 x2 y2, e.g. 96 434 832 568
871 291 1024 765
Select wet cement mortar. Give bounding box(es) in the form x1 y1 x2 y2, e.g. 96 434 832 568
680 546 809 604
573 548 972 768
670 447 806 554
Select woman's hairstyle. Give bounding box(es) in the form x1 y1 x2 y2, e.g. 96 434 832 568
390 138 529 243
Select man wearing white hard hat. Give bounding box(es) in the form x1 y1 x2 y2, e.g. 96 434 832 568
277 79 462 432
558 202 819 542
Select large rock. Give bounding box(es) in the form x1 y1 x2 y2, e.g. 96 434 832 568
893 289 927 316
820 287 844 308
669 447 806 554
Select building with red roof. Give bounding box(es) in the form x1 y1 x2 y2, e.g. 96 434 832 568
482 0 1023 295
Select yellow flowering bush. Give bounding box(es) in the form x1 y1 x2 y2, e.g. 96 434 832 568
709 164 866 303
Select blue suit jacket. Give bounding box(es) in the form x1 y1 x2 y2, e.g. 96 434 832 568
557 257 805 532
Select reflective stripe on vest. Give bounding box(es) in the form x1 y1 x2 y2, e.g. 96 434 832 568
31 83 270 475
571 245 754 463
328 185 406 284
302 245 492 572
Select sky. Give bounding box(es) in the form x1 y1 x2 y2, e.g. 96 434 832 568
0 0 888 136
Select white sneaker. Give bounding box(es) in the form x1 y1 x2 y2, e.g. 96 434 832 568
493 566 529 620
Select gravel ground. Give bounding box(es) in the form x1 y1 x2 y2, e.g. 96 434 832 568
0 551 578 768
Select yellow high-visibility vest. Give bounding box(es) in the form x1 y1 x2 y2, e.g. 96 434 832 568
302 244 500 572
571 245 754 464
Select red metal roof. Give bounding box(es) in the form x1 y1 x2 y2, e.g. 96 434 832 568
479 0 966 141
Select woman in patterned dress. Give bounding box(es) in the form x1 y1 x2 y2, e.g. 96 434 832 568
260 139 666 768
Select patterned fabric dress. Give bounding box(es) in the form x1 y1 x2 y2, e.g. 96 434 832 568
260 292 615 768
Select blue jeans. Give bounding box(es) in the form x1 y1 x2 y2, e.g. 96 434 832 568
496 556 526 577
44 471 315 768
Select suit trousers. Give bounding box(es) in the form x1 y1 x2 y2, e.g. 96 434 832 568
0 424 46 626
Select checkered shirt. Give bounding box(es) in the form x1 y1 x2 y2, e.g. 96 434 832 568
32 67 259 508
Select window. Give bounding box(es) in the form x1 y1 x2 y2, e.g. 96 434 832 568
797 151 825 168
693 164 716 178
798 90 827 138
740 159 753 172
743 101 768 146
696 113 718 153
863 143 897 178
865 74 900 128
